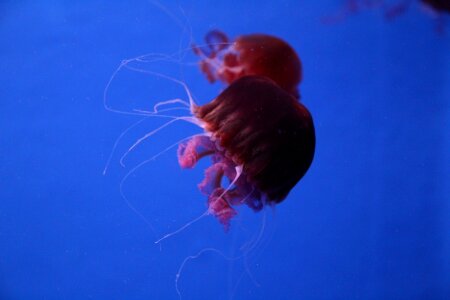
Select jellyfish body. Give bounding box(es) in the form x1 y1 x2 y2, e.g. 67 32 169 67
422 0 450 13
193 30 303 99
178 76 315 229
325 0 449 24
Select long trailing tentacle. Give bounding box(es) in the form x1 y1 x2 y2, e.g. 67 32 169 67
118 115 202 167
118 133 209 237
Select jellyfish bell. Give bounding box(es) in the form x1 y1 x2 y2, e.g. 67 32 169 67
179 75 315 229
193 30 303 99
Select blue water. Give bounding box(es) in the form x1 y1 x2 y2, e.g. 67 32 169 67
1 1 449 299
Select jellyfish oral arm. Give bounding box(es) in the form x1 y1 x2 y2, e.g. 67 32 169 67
198 52 244 85
177 135 215 168
192 30 245 85
177 134 254 229
199 163 243 230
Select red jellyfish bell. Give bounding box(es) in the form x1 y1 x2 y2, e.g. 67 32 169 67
193 30 303 99
178 76 315 229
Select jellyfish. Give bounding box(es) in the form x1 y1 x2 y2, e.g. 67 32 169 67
324 0 449 24
193 30 303 99
104 36 313 232
422 0 450 13
178 75 315 230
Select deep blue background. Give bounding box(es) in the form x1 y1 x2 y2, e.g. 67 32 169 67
0 1 449 299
